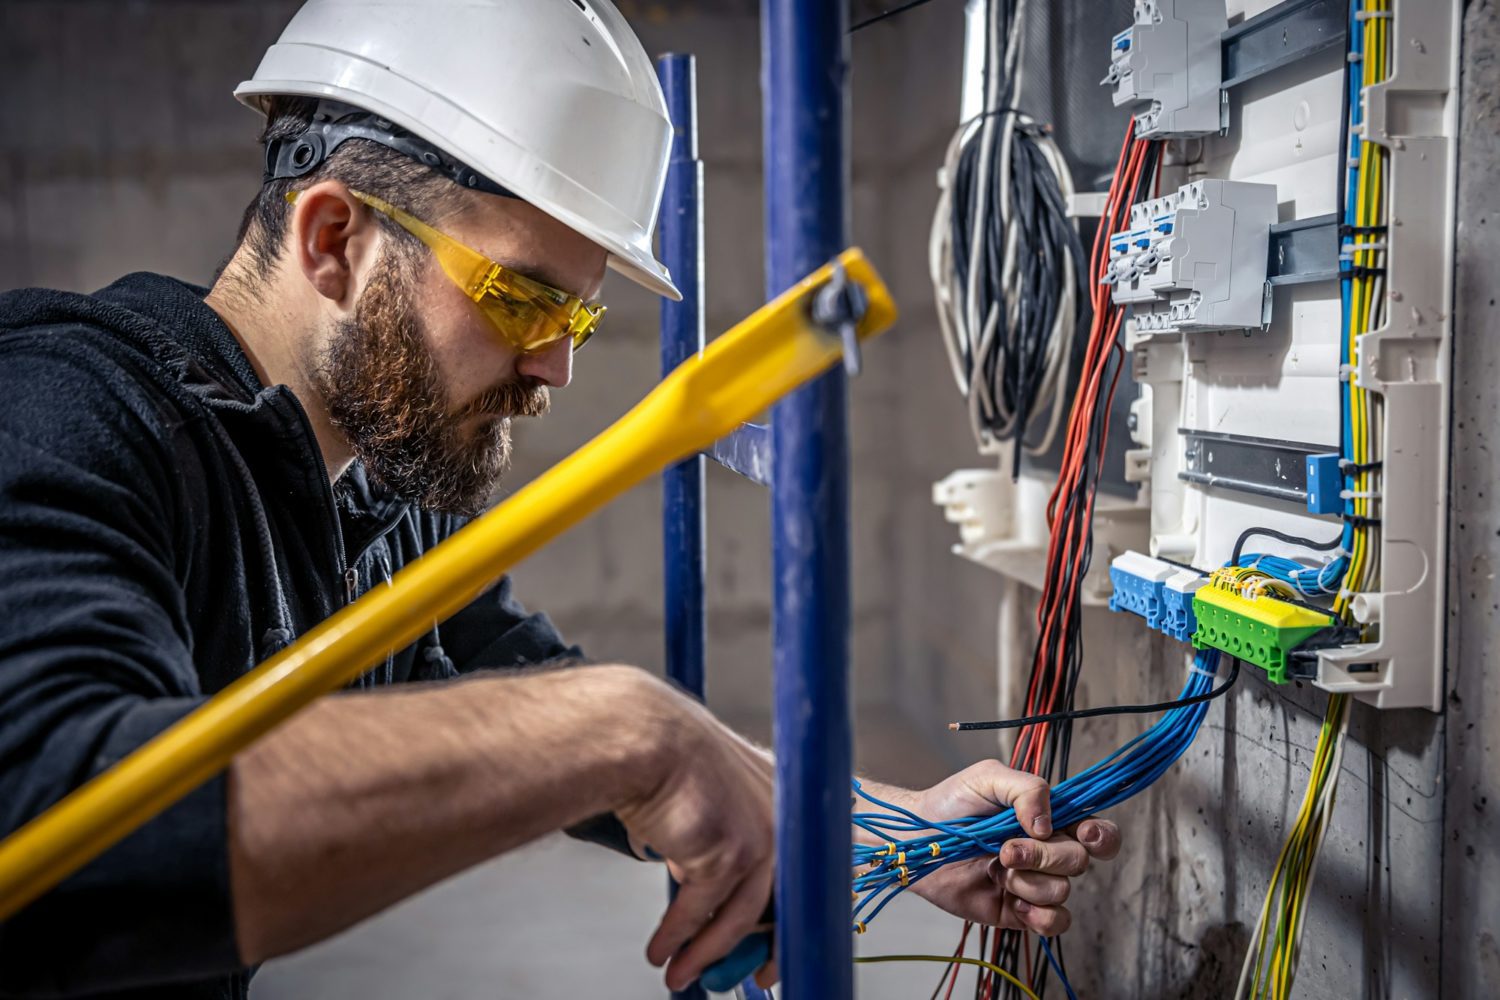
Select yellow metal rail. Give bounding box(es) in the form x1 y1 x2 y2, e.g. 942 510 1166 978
0 249 896 920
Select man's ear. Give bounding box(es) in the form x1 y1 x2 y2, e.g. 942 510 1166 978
287 181 383 310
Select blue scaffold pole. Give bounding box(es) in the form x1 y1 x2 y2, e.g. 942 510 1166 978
762 1 855 997
656 52 709 1000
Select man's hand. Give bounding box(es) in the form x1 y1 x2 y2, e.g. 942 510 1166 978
859 760 1121 936
610 674 775 993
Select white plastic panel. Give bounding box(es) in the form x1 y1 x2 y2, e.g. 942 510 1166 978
936 0 1458 711
1130 1 1460 710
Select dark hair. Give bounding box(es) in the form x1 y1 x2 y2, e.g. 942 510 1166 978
227 96 466 281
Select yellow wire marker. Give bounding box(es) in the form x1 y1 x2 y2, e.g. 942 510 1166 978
0 249 897 921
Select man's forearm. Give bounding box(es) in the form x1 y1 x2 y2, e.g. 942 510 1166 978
227 664 662 963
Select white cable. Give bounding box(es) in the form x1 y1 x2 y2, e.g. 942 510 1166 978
931 120 975 395
929 0 1082 456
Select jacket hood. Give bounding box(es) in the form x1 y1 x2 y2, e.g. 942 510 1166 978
0 271 265 406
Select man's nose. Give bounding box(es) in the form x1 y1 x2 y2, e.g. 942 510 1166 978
515 336 573 389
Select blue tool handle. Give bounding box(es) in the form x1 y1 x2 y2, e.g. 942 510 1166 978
699 931 772 994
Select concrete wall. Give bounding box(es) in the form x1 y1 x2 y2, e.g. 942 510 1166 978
2 0 1494 996
1442 0 1500 992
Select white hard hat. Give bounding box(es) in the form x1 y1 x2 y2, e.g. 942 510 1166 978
235 0 681 300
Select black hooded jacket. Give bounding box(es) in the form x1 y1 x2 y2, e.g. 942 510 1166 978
0 272 608 998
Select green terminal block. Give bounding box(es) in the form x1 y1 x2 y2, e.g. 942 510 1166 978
1190 586 1336 684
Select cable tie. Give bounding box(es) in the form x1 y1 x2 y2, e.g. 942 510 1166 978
1340 224 1389 237
1338 364 1356 382
1355 9 1393 18
1344 241 1387 253
1348 52 1363 63
1339 458 1384 473
1189 659 1220 679
1337 588 1354 602
1339 489 1382 500
1344 514 1383 528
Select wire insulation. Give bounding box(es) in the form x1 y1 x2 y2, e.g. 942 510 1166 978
855 955 1040 1000
931 0 1087 468
950 659 1241 731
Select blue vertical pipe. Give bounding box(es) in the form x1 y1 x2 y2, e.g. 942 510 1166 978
658 53 707 713
762 2 854 999
657 52 708 1000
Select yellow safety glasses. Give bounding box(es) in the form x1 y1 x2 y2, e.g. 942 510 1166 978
287 189 605 353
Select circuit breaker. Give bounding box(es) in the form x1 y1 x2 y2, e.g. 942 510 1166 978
1101 0 1227 139
1104 178 1277 333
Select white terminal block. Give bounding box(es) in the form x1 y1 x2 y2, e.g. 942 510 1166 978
1104 178 1277 333
1101 0 1227 139
1164 570 1205 602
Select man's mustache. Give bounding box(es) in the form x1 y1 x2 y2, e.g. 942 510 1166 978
461 378 551 419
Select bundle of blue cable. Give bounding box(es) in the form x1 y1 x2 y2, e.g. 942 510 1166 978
851 649 1223 930
1234 552 1347 597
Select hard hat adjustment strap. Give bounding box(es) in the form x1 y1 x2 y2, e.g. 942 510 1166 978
263 100 519 201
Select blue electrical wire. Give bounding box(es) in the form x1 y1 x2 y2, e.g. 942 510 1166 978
1040 938 1079 1000
1235 552 1347 596
850 650 1224 931
1337 0 1365 566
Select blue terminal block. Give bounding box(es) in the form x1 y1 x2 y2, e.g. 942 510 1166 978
1108 551 1177 632
1161 570 1206 642
1306 452 1342 515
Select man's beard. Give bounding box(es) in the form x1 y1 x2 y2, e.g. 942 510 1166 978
313 248 550 516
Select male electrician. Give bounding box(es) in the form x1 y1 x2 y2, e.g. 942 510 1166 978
0 1 1122 996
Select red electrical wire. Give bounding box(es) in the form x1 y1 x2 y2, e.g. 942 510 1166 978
1010 124 1156 777
957 123 1158 1000
940 921 973 1000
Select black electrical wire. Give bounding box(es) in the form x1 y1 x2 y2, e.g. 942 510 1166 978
1230 526 1345 564
949 660 1242 731
946 0 1089 479
1008 135 1157 1000
934 5 1098 996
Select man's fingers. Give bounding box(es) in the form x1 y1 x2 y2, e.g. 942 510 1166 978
963 761 1052 839
753 956 779 990
999 867 1071 907
646 874 737 968
999 836 1089 876
1068 817 1122 861
1002 896 1072 936
661 866 774 992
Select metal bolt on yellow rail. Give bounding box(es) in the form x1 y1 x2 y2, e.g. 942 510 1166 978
0 249 896 920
